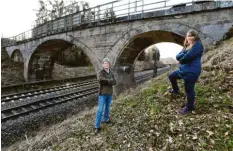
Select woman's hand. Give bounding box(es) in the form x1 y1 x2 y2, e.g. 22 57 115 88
184 38 189 48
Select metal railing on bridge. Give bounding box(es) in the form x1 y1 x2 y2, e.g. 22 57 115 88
2 0 225 47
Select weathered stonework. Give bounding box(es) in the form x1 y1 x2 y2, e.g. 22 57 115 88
5 4 233 94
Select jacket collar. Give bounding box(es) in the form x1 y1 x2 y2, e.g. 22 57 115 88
103 68 111 74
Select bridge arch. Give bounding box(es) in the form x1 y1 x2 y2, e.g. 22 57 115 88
116 30 184 67
11 49 24 62
25 34 101 81
110 22 214 67
109 22 214 94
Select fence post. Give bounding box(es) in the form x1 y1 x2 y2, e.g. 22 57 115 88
214 1 220 8
46 21 49 35
64 16 67 31
192 0 194 11
98 6 100 22
128 0 130 20
22 32 25 40
111 2 114 23
51 20 53 34
142 0 144 19
71 14 74 30
135 0 137 12
13 36 16 44
93 7 96 22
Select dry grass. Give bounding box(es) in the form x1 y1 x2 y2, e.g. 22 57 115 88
202 37 233 67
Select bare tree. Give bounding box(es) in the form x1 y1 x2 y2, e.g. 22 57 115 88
67 0 81 14
152 47 160 77
35 0 91 25
36 0 49 24
48 0 65 19
80 1 94 23
104 8 116 23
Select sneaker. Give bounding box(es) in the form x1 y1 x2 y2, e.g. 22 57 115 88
95 128 101 134
179 106 193 114
168 89 180 94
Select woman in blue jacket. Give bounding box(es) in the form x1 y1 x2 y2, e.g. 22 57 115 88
168 29 203 114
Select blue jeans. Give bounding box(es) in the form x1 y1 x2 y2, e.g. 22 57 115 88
169 70 198 110
95 94 112 128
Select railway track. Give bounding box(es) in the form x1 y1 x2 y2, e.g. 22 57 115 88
135 66 171 83
1 84 99 122
1 68 170 122
1 74 96 95
1 79 97 103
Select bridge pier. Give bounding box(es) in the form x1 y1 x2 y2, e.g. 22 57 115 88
24 58 30 81
114 65 136 96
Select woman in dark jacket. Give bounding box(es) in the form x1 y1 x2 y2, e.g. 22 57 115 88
168 29 203 114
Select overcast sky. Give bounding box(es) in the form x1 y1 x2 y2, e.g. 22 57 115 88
0 0 185 58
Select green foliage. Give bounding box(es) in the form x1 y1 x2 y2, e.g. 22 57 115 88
146 96 161 115
53 145 62 151
195 85 213 98
199 98 206 104
141 87 155 96
158 84 168 93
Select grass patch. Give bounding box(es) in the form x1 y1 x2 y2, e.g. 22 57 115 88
195 85 213 102
141 87 156 96
158 84 168 93
146 96 161 115
126 99 138 108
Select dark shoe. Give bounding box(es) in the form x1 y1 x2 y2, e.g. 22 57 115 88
95 128 101 134
104 120 113 124
179 106 193 115
168 89 180 95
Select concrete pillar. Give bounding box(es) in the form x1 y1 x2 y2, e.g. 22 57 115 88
114 65 136 96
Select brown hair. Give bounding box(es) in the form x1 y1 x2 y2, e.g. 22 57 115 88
183 29 201 49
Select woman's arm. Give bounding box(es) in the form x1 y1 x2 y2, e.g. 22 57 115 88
179 42 203 63
176 49 186 61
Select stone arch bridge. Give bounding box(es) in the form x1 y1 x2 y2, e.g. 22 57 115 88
4 1 233 94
